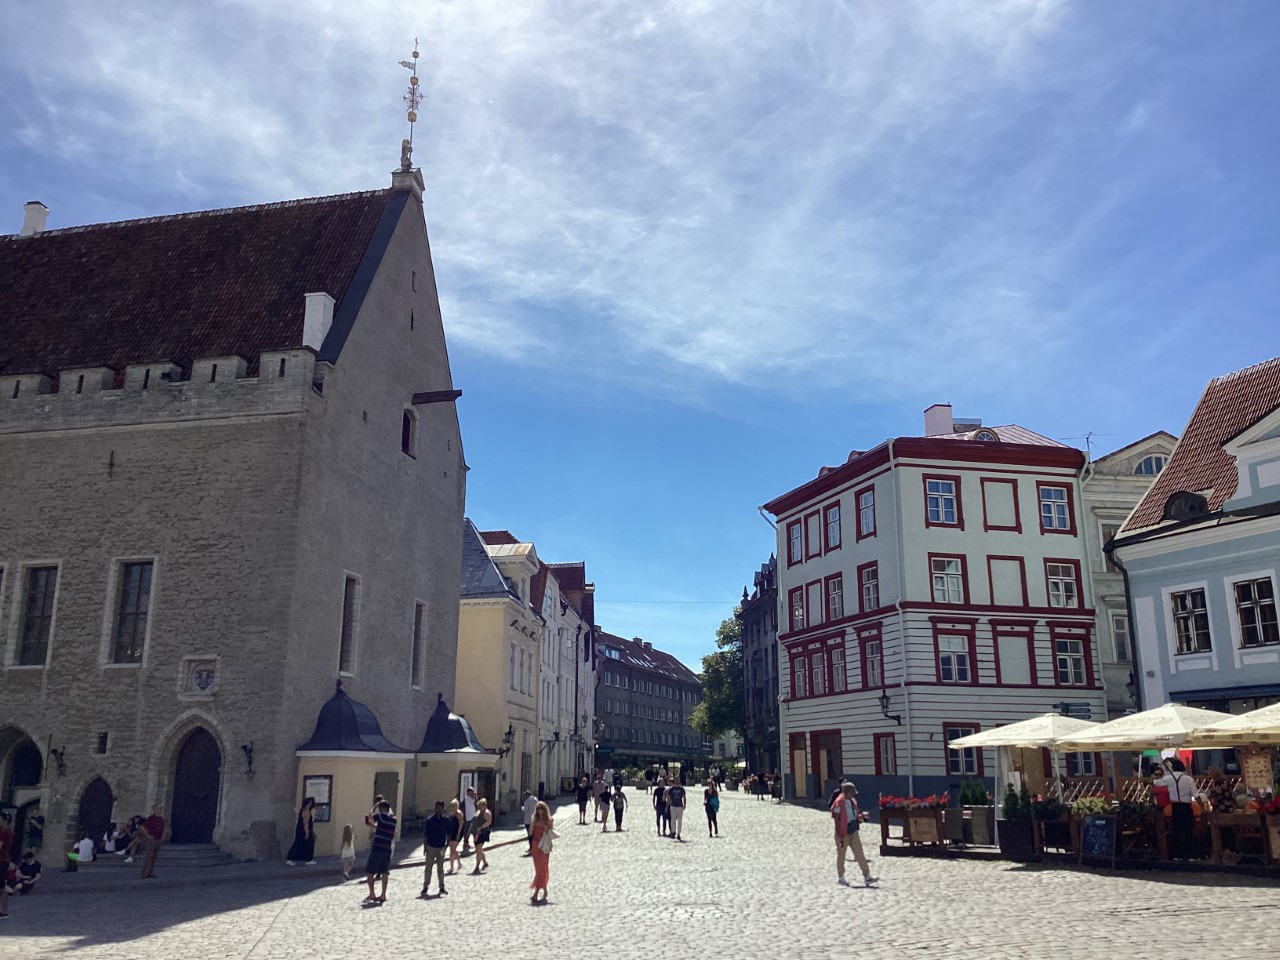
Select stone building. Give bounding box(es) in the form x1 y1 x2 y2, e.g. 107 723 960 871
739 555 780 775
0 162 466 860
595 632 709 770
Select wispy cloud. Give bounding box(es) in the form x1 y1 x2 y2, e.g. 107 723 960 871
2 0 1234 406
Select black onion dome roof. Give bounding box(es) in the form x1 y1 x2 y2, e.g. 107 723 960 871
297 681 411 753
417 695 489 754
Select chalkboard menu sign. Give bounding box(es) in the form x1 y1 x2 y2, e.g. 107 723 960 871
1078 814 1117 867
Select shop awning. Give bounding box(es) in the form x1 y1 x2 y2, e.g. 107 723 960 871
1055 702 1233 752
1184 701 1280 746
947 714 1102 749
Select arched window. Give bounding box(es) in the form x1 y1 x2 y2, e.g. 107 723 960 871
401 410 417 458
1134 455 1167 476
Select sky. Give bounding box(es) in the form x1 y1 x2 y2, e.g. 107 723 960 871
3 2 1278 671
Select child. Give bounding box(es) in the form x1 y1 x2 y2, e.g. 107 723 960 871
340 824 355 880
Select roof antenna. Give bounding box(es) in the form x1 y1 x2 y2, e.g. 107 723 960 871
398 39 423 172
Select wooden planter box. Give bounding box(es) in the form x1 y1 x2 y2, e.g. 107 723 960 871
998 818 1039 862
879 807 909 846
1036 814 1073 854
967 806 995 846
906 809 944 847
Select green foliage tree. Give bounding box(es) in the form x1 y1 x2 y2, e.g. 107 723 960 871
689 610 744 743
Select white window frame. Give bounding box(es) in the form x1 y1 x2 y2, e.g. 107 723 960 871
926 479 958 525
858 488 875 537
946 726 979 776
1046 563 1080 608
1170 586 1212 655
1111 612 1130 663
1066 752 1097 776
861 565 879 612
931 557 964 604
1054 636 1087 686
827 576 844 621
1134 455 1167 476
1039 485 1071 531
937 635 971 683
865 638 883 688
1233 575 1279 648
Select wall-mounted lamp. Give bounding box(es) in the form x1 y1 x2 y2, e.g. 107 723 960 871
1124 671 1138 704
540 731 560 748
877 690 902 726
48 745 67 777
497 724 515 759
241 742 255 780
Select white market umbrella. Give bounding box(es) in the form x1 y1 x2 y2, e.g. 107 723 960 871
948 714 1103 749
1184 702 1280 747
1056 703 1234 752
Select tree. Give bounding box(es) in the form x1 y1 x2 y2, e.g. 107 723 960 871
689 610 744 743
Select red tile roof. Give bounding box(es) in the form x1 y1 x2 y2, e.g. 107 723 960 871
1124 357 1280 534
0 190 391 383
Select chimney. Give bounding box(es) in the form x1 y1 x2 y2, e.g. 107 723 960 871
302 292 335 350
19 201 48 237
924 403 954 437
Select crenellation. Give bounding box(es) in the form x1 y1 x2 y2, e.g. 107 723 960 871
0 349 318 434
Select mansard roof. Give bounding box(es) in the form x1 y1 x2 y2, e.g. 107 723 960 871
297 681 411 753
460 518 518 601
1123 357 1280 535
0 189 397 383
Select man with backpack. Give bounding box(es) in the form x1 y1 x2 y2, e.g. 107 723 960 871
666 781 687 841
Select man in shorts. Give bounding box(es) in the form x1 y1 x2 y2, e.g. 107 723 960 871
363 800 396 904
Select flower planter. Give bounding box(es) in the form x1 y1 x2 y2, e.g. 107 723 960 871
997 818 1039 862
906 809 944 846
967 805 995 846
944 808 965 844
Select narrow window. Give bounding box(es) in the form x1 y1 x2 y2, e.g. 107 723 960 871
790 654 808 698
864 638 883 687
142 369 151 390
824 503 841 550
1235 578 1279 647
401 410 417 457
410 310 415 331
875 733 897 775
411 602 425 688
810 651 827 696
209 363 218 383
76 375 85 394
1171 588 1211 653
412 270 417 291
858 487 875 538
11 381 19 399
338 575 360 674
112 561 154 663
20 566 59 665
1111 614 1131 663
789 587 805 631
787 521 803 565
827 576 844 620
831 647 846 693
96 732 110 755
860 564 880 612
278 358 287 377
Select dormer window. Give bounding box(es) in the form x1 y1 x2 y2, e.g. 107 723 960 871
975 430 997 442
1162 490 1208 522
1135 455 1167 476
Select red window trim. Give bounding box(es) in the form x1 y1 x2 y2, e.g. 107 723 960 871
788 586 805 632
824 573 845 622
786 520 803 568
855 484 876 541
786 633 848 700
1043 557 1084 611
927 552 970 606
990 619 1038 687
823 501 843 554
1035 480 1078 536
788 649 807 699
805 577 823 628
803 510 822 560
809 728 843 787
857 622 884 691
856 560 880 614
980 477 1021 533
1048 621 1097 688
922 473 965 530
931 617 979 685
942 722 984 776
985 554 1029 607
873 732 897 776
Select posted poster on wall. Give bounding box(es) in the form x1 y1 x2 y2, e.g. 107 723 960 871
304 775 333 823
1239 747 1272 793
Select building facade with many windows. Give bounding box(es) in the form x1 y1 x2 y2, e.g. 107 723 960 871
739 555 780 776
595 632 709 770
763 404 1106 803
1113 358 1280 726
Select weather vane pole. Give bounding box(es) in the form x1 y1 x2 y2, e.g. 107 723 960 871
398 39 423 171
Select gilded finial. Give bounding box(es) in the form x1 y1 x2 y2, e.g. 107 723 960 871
398 38 424 171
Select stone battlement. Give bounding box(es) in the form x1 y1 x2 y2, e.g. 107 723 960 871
0 349 325 434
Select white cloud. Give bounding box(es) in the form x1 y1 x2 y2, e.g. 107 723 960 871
3 0 1094 400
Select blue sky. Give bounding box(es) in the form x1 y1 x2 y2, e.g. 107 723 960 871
3 2 1278 671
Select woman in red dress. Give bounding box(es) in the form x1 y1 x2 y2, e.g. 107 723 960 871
529 801 553 904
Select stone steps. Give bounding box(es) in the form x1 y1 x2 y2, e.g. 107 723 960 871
95 843 235 868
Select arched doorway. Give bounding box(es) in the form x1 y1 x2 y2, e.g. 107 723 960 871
77 778 114 846
170 728 221 844
1 733 43 860
8 740 42 791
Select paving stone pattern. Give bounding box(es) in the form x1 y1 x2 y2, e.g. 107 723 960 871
3 790 1277 959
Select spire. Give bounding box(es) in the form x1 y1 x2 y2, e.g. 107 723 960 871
392 39 426 199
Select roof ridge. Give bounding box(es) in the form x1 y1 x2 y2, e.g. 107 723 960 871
0 189 389 240
1209 356 1280 385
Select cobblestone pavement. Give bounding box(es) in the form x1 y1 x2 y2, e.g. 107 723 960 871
3 790 1277 959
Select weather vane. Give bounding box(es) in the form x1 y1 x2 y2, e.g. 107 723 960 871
398 39 423 171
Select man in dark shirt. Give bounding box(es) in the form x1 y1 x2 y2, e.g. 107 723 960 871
667 782 687 842
419 801 449 899
363 801 396 904
140 805 165 880
10 852 41 895
653 781 668 836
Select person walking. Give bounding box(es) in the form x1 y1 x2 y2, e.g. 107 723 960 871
446 799 465 874
612 786 628 832
667 781 687 841
286 797 317 865
362 800 396 904
521 791 537 856
340 825 356 880
139 804 165 880
461 786 478 854
576 776 591 825
592 774 607 823
419 801 450 898
653 779 668 836
831 781 877 887
599 783 613 832
704 780 720 837
470 799 492 874
528 800 555 904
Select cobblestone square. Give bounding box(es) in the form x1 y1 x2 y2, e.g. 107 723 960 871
3 791 1276 960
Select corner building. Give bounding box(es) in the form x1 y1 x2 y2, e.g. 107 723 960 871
0 166 465 860
763 405 1106 803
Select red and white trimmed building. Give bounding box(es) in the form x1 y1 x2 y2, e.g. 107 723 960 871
761 405 1108 803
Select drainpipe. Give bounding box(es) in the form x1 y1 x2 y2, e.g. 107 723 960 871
1104 539 1143 711
889 438 915 796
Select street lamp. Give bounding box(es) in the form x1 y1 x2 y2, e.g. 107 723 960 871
877 689 902 726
